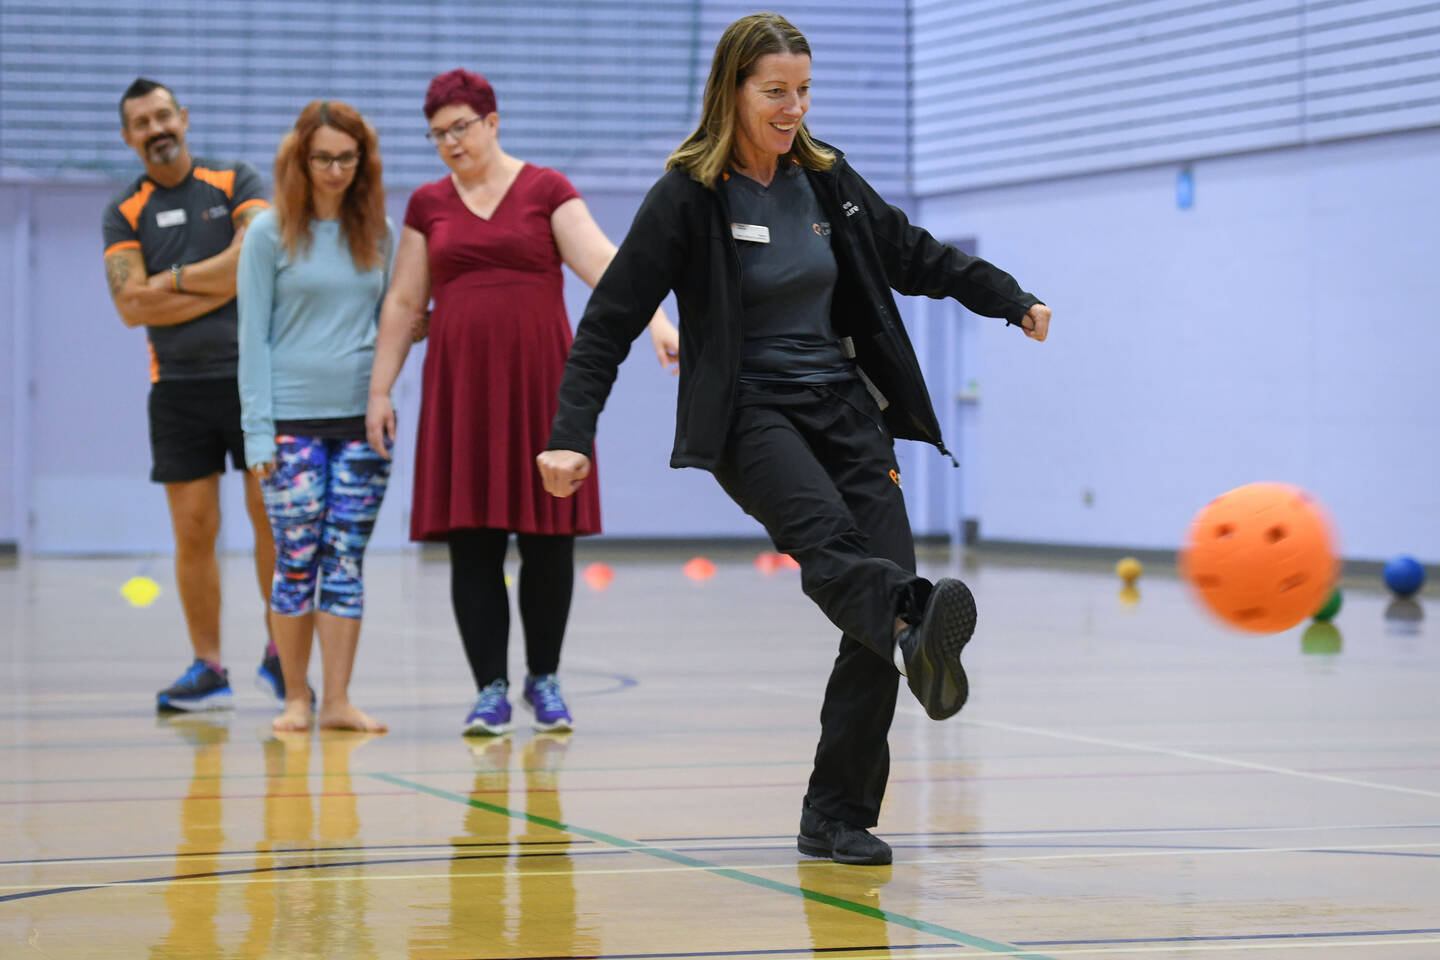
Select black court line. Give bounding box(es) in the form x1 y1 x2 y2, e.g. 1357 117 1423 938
0 847 624 904
8 840 1440 904
300 926 1440 960
1 837 1390 870
640 822 1440 842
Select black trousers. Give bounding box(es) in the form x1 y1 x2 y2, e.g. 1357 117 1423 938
712 380 931 827
447 528 575 690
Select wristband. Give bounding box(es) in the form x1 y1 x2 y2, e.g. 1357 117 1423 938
171 264 183 292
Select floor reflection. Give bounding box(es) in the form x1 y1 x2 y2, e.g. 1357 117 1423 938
248 730 381 958
149 721 382 958
150 714 229 960
411 733 599 958
802 862 894 957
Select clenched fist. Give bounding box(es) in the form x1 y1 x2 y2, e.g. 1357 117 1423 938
537 449 592 498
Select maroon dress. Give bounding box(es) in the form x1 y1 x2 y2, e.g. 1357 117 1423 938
404 165 602 540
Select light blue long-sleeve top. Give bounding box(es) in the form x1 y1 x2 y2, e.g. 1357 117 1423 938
237 209 395 467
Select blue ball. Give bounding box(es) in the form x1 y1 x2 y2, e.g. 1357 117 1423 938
1383 555 1426 598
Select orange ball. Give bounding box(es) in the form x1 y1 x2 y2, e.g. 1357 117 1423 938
1178 483 1339 634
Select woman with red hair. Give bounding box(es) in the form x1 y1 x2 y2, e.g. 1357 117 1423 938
366 69 677 736
238 100 395 733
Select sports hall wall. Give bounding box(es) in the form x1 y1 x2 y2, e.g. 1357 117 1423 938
2 1 1437 563
0 1 914 553
907 0 1440 562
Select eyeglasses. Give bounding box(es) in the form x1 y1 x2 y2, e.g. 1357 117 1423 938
425 116 482 144
309 151 360 170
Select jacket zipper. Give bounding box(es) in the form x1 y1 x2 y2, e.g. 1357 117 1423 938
820 165 959 468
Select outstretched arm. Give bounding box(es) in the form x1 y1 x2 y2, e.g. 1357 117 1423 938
850 168 1047 334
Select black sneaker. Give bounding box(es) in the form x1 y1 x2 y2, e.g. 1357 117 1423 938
257 652 285 702
156 659 234 713
897 577 977 720
257 653 316 709
797 805 892 866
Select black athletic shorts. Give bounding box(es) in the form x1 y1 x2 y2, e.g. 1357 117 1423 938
148 378 247 484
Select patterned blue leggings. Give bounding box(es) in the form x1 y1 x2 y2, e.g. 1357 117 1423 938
262 437 391 619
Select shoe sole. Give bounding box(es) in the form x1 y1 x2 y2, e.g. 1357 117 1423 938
911 578 976 720
796 832 892 866
157 692 235 713
258 672 319 710
463 719 513 736
522 698 575 733
255 673 284 703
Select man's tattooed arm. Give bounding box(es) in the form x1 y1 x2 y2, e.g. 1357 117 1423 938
105 251 132 297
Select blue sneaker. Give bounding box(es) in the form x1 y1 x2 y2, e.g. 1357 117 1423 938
463 680 512 736
257 652 316 709
157 659 234 713
522 674 574 732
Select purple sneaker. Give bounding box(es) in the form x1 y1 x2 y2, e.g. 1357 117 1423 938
522 674 574 732
463 680 512 736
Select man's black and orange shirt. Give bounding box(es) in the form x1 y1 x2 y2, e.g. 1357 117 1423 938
102 159 267 382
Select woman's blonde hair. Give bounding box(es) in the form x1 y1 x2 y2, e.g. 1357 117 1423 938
667 13 835 188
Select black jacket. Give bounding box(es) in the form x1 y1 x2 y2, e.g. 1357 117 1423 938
548 147 1042 470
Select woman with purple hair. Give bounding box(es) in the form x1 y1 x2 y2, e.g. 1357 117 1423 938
367 69 677 736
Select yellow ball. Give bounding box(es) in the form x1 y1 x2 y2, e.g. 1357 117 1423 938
1116 557 1143 584
121 576 161 608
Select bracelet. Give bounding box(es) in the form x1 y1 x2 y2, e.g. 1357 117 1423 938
171 263 183 292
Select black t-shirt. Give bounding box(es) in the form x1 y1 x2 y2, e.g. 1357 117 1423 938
102 158 268 382
722 164 854 383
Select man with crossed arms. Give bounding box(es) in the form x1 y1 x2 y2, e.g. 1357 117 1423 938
103 77 296 712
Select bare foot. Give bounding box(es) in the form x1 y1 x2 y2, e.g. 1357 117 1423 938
319 702 387 733
272 699 311 732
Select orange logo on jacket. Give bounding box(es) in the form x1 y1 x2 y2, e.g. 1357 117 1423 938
889 469 902 488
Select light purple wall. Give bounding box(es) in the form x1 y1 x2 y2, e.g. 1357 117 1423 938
916 127 1440 563
0 182 786 553
0 189 21 546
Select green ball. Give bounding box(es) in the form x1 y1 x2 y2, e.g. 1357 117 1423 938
1302 622 1342 655
1313 588 1342 622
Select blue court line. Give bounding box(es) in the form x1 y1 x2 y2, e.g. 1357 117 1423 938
452 945 955 959
643 822 1440 842
370 772 1060 960
1015 926 1440 947
0 836 590 868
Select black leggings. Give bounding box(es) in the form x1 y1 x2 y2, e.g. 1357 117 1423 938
447 528 575 689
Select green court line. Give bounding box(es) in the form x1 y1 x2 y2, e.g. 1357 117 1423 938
369 772 1057 960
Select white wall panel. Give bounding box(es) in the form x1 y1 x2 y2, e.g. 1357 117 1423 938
913 0 1440 192
1 1 909 196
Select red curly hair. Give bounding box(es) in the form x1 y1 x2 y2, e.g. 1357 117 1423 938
424 69 496 119
273 100 385 271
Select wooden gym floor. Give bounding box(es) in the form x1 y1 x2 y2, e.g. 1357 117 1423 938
1 548 1437 958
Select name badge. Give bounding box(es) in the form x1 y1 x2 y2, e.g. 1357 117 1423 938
731 222 770 243
155 208 187 228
